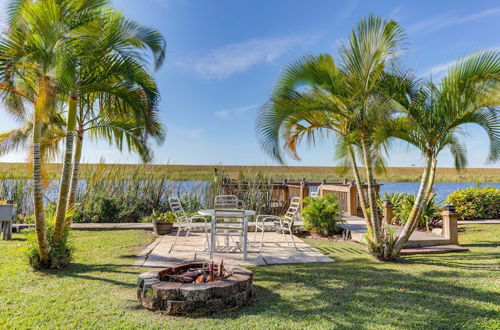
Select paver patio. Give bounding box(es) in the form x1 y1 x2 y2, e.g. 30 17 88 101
135 231 334 267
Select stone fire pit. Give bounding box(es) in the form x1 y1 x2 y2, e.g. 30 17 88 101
137 262 254 316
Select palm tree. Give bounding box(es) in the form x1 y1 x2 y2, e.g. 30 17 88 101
0 0 166 264
257 54 373 230
386 50 500 257
0 0 110 264
52 10 166 242
257 16 413 248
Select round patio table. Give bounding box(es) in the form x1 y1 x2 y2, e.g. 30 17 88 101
198 209 255 260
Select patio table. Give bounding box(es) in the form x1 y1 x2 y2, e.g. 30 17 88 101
198 209 255 260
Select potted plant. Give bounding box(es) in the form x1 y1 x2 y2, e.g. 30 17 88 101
143 210 175 235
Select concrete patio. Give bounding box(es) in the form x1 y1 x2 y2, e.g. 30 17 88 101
135 231 334 267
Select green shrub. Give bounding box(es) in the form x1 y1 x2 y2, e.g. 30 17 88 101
25 204 73 269
301 195 344 235
445 186 500 220
141 210 176 223
379 192 441 230
73 191 169 223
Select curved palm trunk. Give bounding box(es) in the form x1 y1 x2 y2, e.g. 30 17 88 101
33 78 50 264
53 95 78 243
64 129 83 234
347 145 372 231
67 129 83 208
360 130 381 244
392 154 433 256
423 156 437 207
410 155 437 233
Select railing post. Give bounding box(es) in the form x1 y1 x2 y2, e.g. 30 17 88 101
299 178 308 211
382 199 393 225
441 204 459 244
348 182 357 216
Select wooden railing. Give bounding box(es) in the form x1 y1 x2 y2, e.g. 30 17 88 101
319 182 380 217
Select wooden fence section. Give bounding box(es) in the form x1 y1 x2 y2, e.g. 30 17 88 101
319 182 380 217
219 176 380 216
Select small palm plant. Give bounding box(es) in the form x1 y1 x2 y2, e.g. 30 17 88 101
301 195 344 236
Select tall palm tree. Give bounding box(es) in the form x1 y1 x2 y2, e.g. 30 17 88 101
0 0 166 264
0 0 110 264
52 10 166 242
257 16 413 248
257 54 372 231
386 50 500 257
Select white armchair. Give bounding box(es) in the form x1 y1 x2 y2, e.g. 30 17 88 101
168 196 209 252
253 197 301 250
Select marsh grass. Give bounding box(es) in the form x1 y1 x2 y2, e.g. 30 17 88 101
1 162 498 182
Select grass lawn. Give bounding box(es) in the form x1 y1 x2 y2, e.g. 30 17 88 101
0 225 498 329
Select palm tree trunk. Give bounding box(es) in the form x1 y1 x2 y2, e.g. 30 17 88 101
359 130 381 244
33 78 49 264
67 129 83 208
347 145 372 232
410 155 437 233
392 154 433 256
53 94 77 243
423 156 437 207
64 128 83 234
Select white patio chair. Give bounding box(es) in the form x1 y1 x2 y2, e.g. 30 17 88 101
214 195 242 209
253 197 301 250
168 196 209 252
210 208 246 260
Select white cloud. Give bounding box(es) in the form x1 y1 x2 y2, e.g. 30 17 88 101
408 7 500 34
177 37 301 79
421 46 500 78
214 104 258 120
421 59 458 78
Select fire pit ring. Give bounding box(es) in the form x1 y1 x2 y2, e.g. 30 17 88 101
137 262 254 316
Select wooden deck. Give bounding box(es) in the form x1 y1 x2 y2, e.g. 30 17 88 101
340 214 459 248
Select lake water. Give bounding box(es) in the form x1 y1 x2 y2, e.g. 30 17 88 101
2 179 499 214
379 182 500 202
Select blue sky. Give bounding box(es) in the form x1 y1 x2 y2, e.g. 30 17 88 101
0 0 499 168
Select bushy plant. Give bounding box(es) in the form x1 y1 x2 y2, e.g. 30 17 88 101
141 210 176 223
301 194 344 235
25 203 73 269
72 191 170 223
445 186 500 220
379 192 441 231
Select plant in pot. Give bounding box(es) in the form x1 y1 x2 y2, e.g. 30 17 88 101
301 194 344 237
143 210 175 235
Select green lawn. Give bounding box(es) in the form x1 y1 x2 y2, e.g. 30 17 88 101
0 225 498 329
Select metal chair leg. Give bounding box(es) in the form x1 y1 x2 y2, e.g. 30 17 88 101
289 230 297 250
169 226 182 253
282 230 290 246
258 227 265 252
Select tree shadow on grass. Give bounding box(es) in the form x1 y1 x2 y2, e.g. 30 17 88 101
461 242 499 248
400 252 500 270
41 262 141 288
210 261 498 328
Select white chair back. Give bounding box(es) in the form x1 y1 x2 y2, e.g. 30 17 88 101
214 195 241 209
214 209 245 233
283 197 301 227
168 196 188 222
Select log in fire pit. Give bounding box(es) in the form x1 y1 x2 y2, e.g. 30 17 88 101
137 261 254 316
